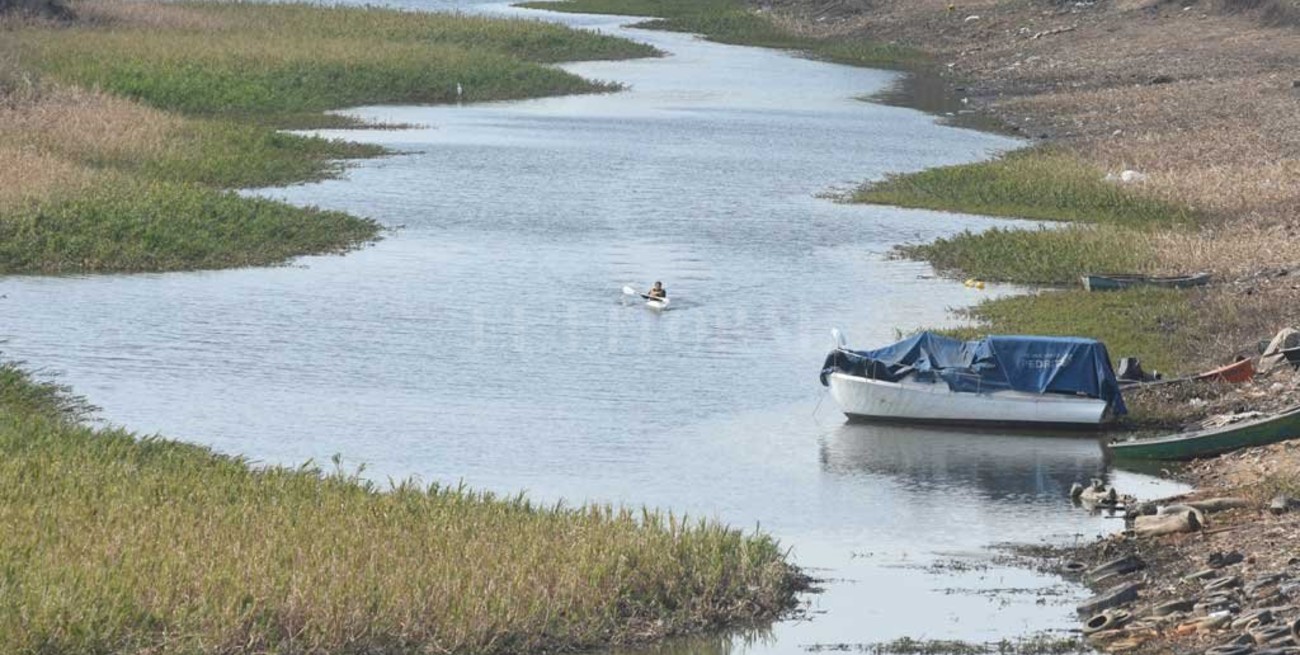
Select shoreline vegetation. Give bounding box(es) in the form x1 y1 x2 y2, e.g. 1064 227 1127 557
0 0 658 274
0 364 805 653
1 2 810 653
519 0 926 69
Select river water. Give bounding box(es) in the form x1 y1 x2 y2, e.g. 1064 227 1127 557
0 3 1186 653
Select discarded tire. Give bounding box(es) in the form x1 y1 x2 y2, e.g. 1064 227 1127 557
1087 554 1146 582
1061 560 1088 575
1078 581 1142 615
1209 551 1246 568
1187 568 1222 582
1083 610 1131 635
1154 598 1197 616
1207 575 1243 591
1204 644 1253 655
1251 625 1292 645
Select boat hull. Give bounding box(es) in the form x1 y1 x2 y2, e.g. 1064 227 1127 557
1081 273 1210 292
826 373 1109 428
1109 405 1300 461
1194 358 1255 384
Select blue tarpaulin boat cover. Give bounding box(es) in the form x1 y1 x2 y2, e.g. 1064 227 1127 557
820 332 1127 415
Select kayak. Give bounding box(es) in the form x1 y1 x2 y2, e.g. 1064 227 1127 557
642 294 669 310
623 285 669 310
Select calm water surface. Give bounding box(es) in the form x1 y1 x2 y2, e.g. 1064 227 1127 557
0 3 1186 652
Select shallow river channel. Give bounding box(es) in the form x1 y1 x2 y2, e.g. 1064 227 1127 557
0 2 1188 653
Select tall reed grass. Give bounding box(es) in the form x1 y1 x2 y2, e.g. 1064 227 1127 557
0 364 802 653
522 0 924 68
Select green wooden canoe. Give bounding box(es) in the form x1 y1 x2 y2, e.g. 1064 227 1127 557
1080 272 1210 292
1109 405 1300 461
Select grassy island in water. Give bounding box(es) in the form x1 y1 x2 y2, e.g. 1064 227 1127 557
0 0 658 274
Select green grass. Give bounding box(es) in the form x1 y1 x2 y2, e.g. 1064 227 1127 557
134 118 385 190
0 363 803 653
18 3 658 121
943 288 1198 376
899 225 1153 286
864 149 1204 285
853 149 1200 228
0 181 380 274
2 1 664 274
521 0 925 68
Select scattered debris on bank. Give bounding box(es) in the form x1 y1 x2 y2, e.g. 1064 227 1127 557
1121 327 1300 431
1046 440 1300 654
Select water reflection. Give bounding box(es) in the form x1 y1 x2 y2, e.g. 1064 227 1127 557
605 629 770 655
821 423 1109 503
866 67 1011 135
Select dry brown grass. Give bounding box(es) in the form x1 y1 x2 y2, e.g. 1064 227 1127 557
0 78 181 211
0 83 180 163
1000 75 1300 222
0 146 101 210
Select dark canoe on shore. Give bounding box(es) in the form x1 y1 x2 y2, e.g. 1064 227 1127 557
1080 272 1211 292
1109 405 1300 461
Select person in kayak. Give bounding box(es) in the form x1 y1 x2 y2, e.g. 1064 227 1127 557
647 281 666 300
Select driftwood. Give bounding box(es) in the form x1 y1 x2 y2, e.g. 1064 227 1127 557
1157 504 1207 527
1184 497 1253 513
1081 485 1120 506
1135 509 1202 537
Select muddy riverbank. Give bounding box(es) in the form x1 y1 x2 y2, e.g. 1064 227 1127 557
1020 437 1300 655
760 0 1300 398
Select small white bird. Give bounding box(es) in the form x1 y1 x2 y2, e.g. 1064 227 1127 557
456 82 463 102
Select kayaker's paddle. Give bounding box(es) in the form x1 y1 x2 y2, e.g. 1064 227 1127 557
622 285 669 306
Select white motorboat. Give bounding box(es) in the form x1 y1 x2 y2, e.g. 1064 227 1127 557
821 329 1124 428
825 372 1109 426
